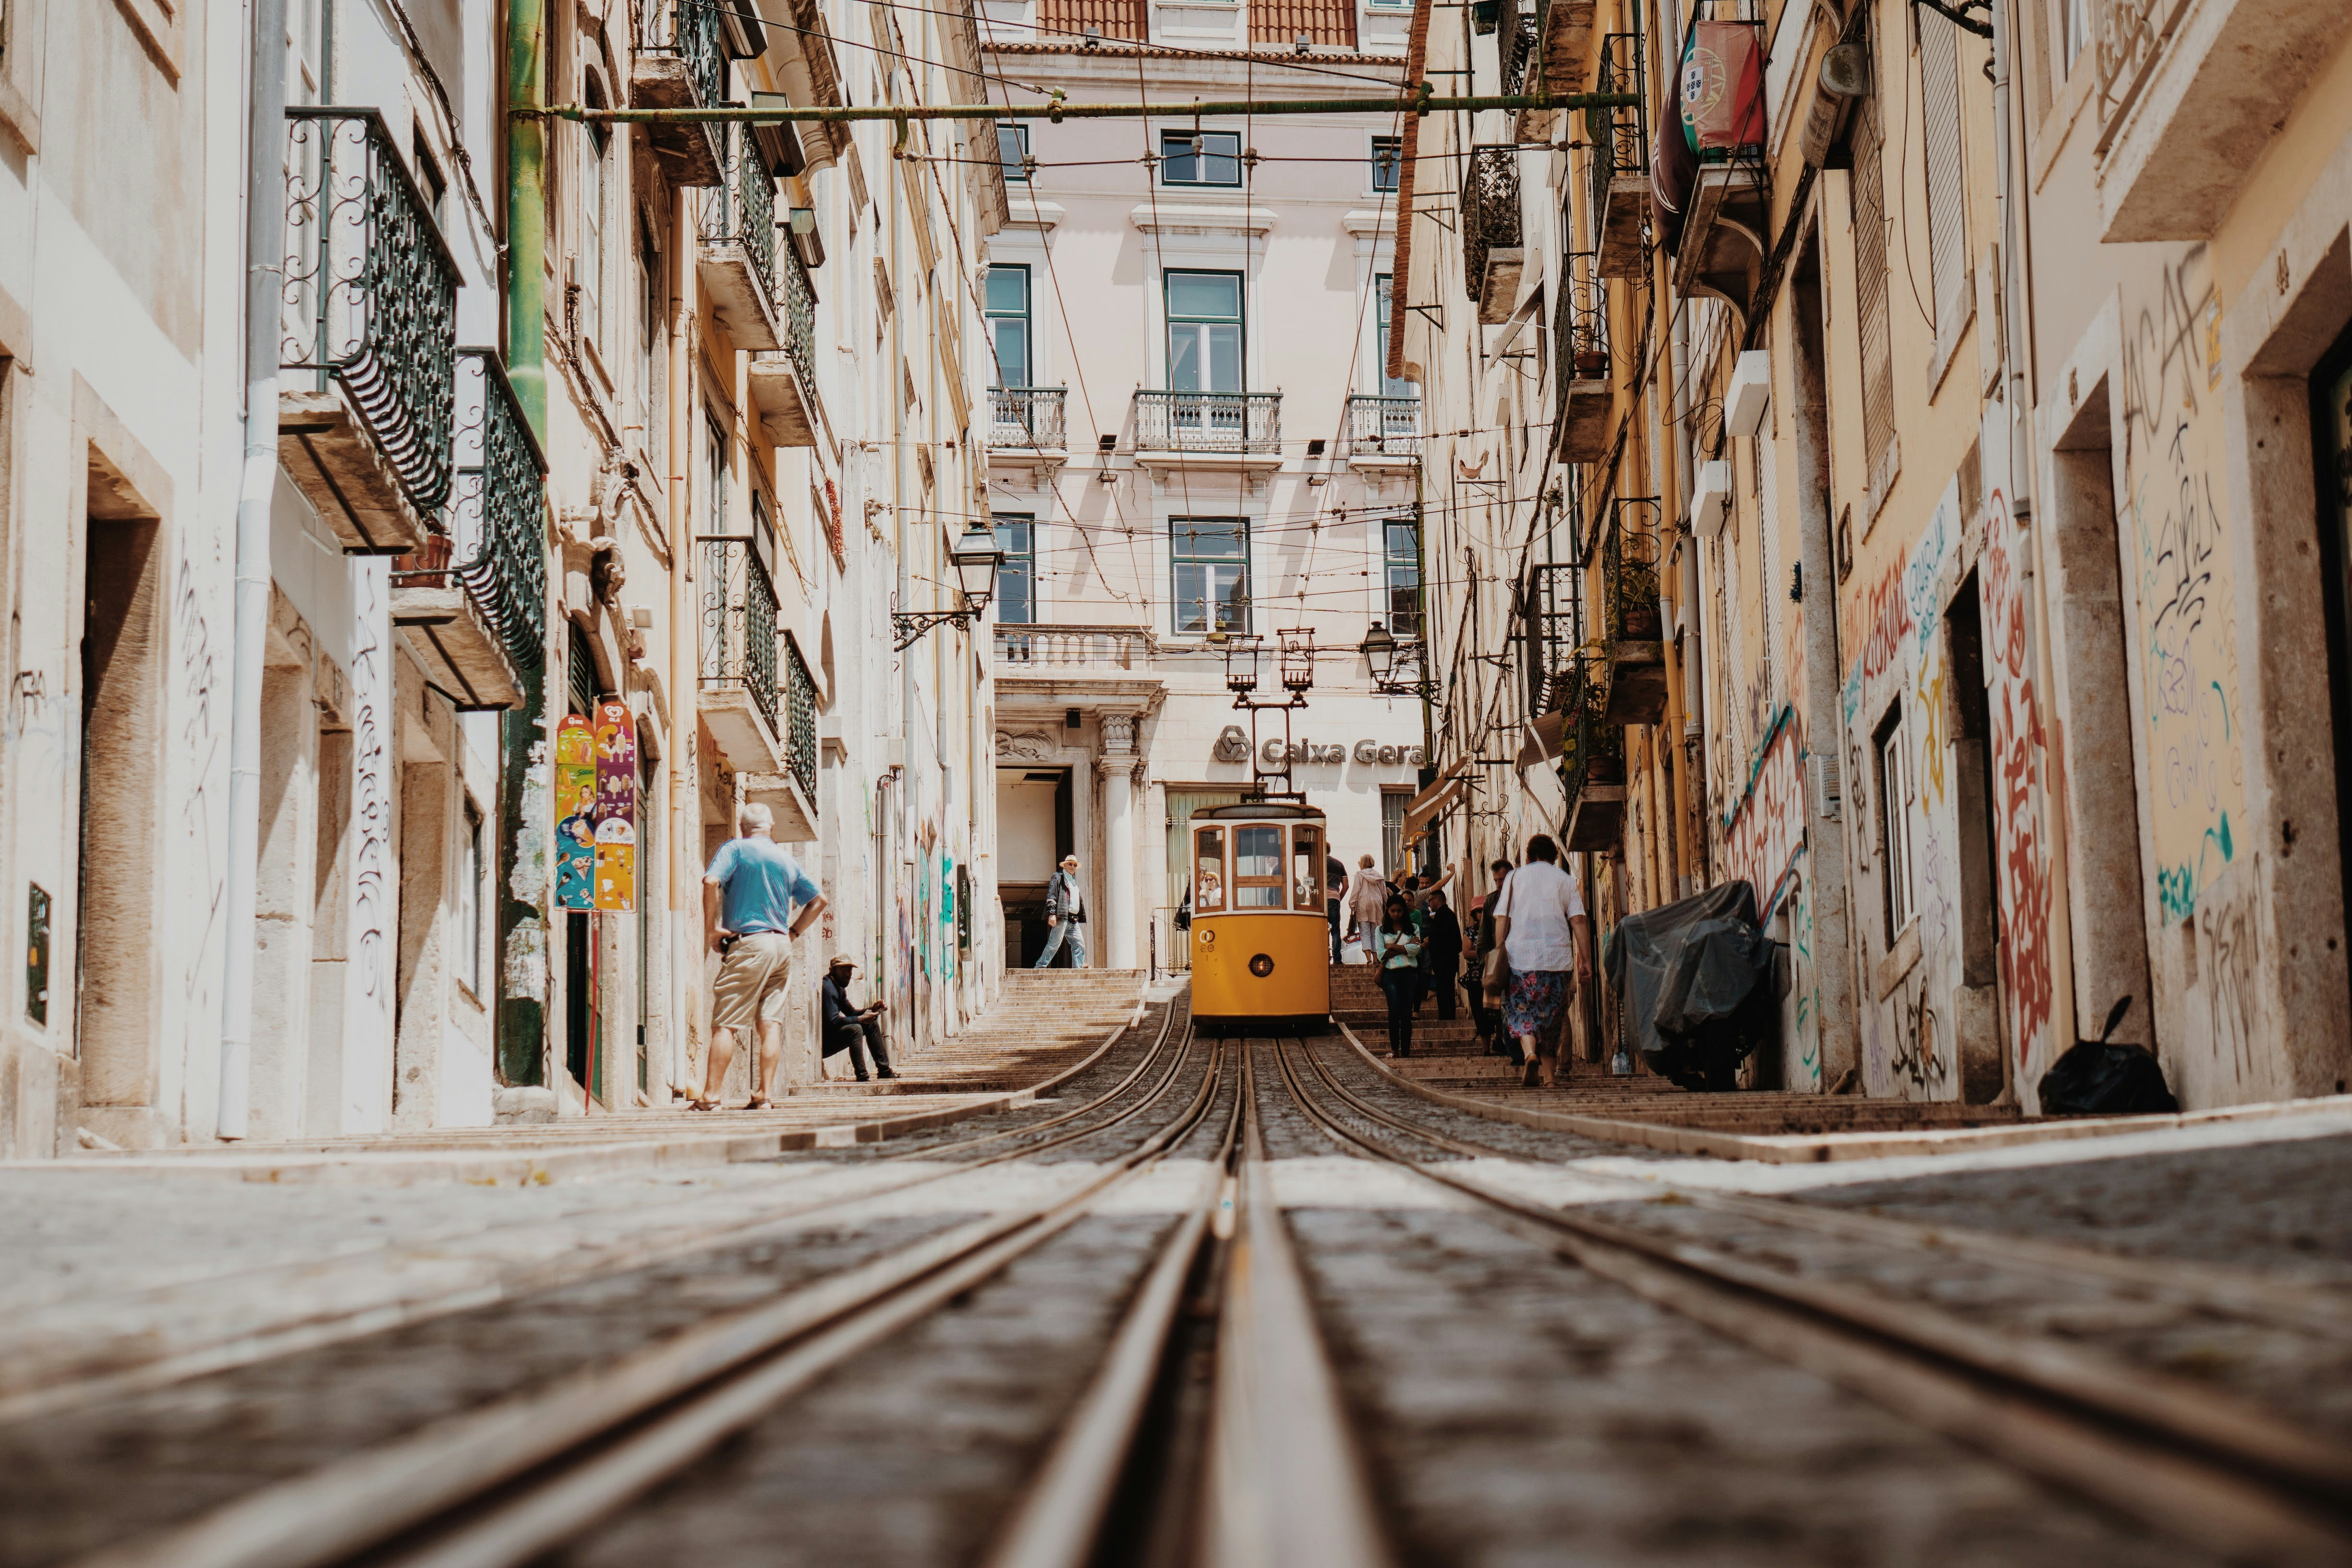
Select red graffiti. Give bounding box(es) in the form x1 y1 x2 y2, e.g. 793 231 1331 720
1722 718 1806 916
1982 492 2056 1071
1851 558 1916 689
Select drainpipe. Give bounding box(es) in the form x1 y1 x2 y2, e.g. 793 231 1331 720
496 0 552 1090
1990 0 2031 517
668 186 698 1098
1672 304 1702 890
219 0 293 1139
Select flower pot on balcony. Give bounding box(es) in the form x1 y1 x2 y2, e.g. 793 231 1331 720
1621 604 1662 641
1574 350 1610 377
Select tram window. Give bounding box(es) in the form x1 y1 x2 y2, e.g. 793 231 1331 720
1291 827 1322 910
1234 825 1285 908
1194 827 1225 912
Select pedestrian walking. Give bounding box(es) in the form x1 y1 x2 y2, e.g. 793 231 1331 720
1346 854 1389 952
1324 850 1348 964
821 955 896 1082
696 802 827 1111
1422 888 1463 1022
1490 836 1591 1088
1472 858 1511 1052
1370 897 1425 1058
1035 854 1088 968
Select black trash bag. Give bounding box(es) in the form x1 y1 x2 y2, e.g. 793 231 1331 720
2039 997 2179 1116
1603 881 1777 1092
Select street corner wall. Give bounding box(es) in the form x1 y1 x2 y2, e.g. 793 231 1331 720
1837 474 2069 1103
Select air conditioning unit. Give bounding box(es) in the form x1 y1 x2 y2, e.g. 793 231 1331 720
1807 753 1842 821
1725 350 1771 437
1692 460 1733 538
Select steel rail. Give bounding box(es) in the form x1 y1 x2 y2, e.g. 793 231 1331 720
1323 1023 2352 1338
1271 1035 2352 1566
68 1017 1223 1568
528 90 1639 127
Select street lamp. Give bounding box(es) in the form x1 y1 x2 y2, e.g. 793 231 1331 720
1359 620 1400 684
893 522 1005 650
1359 620 1435 698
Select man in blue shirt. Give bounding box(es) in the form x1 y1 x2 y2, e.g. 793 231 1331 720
695 802 826 1110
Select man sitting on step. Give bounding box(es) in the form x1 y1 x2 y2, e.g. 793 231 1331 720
822 954 896 1082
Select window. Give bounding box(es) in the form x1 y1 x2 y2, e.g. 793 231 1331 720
751 489 776 579
1234 825 1285 908
1194 826 1226 911
1172 517 1250 635
1166 271 1243 395
2063 0 2089 71
1375 274 1415 399
1291 825 1323 911
1380 790 1408 877
412 131 448 229
458 802 483 996
1919 11 1970 342
998 121 1031 182
1851 73 1896 498
984 265 1031 389
637 219 660 429
1383 515 1422 639
1876 707 1916 937
582 121 610 351
1370 136 1402 192
1160 129 1241 187
704 415 729 535
994 513 1036 624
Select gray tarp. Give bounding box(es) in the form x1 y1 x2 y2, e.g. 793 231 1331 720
1602 880 1772 1058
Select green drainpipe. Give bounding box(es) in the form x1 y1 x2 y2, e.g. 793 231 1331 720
498 0 550 1086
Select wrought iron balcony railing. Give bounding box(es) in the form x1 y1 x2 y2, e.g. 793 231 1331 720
782 632 818 806
995 623 1153 670
1133 391 1281 454
638 0 724 116
1554 254 1611 411
1461 146 1523 301
1501 0 1540 95
1600 497 1665 648
702 124 780 311
1520 558 1587 719
445 350 547 667
1586 32 1648 247
1559 657 1626 806
1342 395 1421 458
282 107 460 511
776 242 819 389
991 387 1068 450
700 535 782 739
2095 0 2170 131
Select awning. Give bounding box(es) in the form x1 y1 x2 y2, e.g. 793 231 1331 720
1516 711 1568 767
1402 777 1467 841
1399 752 1470 819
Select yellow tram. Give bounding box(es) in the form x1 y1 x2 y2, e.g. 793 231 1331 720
1186 802 1332 1033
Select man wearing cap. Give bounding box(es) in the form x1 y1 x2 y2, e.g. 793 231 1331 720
695 801 825 1110
1035 854 1087 968
821 954 895 1082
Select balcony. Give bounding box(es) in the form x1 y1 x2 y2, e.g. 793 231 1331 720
1554 256 1611 463
1501 0 1541 95
631 0 726 185
2093 0 2340 242
1341 395 1420 462
747 248 825 447
1131 391 1282 471
1598 497 1669 726
278 108 458 556
745 633 820 844
389 350 547 711
1520 0 1598 138
994 623 1163 707
1559 660 1628 853
1586 33 1649 278
698 535 786 775
989 387 1068 459
1461 146 1525 325
697 126 783 351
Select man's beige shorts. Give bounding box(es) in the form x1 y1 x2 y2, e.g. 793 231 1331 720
713 932 792 1031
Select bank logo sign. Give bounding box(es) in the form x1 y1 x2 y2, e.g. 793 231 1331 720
1212 724 1252 763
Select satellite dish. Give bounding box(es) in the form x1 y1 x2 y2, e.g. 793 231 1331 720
1819 42 1871 99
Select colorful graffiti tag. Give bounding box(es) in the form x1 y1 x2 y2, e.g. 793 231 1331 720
1720 709 1806 918
1982 491 2057 1076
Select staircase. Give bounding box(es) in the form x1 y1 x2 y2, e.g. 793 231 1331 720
826 968 1149 1095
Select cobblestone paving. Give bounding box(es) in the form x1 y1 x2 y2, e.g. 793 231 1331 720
1794 1132 2352 1284
1253 1043 2223 1567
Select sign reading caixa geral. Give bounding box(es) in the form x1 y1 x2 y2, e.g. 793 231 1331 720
1212 725 1424 768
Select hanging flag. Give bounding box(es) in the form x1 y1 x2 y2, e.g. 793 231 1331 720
592 701 638 912
555 712 597 911
595 817 637 911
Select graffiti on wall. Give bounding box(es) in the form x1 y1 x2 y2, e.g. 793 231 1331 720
2121 251 2245 923
175 548 227 1107
1982 490 2058 1077
1719 709 1806 918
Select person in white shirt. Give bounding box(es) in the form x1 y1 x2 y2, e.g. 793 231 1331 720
1489 834 1593 1088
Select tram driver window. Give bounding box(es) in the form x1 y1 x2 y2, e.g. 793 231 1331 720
1234 825 1285 908
1291 826 1322 909
1194 827 1225 912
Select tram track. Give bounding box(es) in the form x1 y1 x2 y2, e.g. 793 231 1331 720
1269 1031 2352 1565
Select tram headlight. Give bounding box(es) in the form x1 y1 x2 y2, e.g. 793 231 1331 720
1249 954 1274 977
1197 928 1214 946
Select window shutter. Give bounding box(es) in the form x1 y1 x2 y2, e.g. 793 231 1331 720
1851 93 1896 494
1920 11 1970 336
